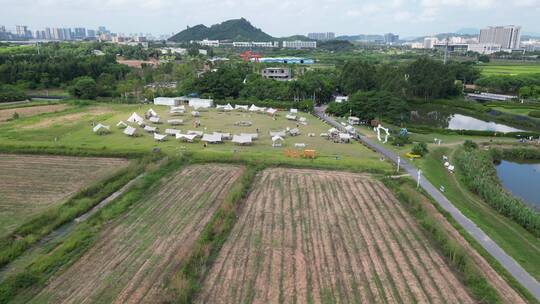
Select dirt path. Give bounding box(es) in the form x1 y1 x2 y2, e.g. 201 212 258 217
28 164 243 304
197 168 474 304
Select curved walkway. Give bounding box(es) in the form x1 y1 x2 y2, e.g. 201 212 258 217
313 106 540 301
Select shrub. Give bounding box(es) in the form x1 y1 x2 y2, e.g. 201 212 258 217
529 110 540 118
463 140 478 150
411 142 428 156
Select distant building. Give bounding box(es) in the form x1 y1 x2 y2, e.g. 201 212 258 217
282 40 317 49
196 39 220 47
384 33 399 44
73 27 86 39
479 25 521 49
261 67 292 81
433 43 469 53
467 43 502 54
87 29 96 38
423 37 438 49
0 26 6 33
307 32 335 41
257 57 314 64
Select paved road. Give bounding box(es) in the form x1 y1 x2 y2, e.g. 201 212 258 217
314 106 540 301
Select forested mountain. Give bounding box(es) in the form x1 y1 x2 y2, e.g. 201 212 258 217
169 18 274 42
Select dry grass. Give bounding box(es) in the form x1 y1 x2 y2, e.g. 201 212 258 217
0 104 69 122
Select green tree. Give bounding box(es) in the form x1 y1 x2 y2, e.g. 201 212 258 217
340 60 377 94
68 76 98 99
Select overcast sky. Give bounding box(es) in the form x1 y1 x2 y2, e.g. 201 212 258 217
1 0 539 37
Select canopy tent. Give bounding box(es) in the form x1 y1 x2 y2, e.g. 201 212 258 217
191 111 201 117
270 130 286 137
240 133 258 140
176 133 197 142
267 108 278 116
116 121 128 129
202 133 222 143
213 132 231 140
93 123 110 135
123 126 137 136
153 133 168 141
286 114 297 121
144 125 158 133
187 130 203 137
232 134 252 145
146 108 158 118
127 112 144 125
149 116 161 124
272 135 284 147
235 105 248 111
167 119 184 126
165 128 181 135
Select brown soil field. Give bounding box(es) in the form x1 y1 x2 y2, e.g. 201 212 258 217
29 164 243 304
198 168 475 304
0 154 129 237
0 104 69 122
21 107 113 129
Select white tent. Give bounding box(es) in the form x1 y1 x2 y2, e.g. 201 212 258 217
298 117 307 123
167 119 184 126
216 103 234 111
240 133 258 140
153 133 168 141
123 126 137 136
189 98 213 109
290 108 298 114
249 104 266 112
149 116 161 124
288 128 300 136
146 108 158 118
232 134 252 145
187 130 203 137
93 123 110 134
272 135 284 147
214 132 231 140
144 125 158 133
127 112 144 125
154 97 181 106
286 114 297 121
116 121 128 129
267 108 278 115
270 130 286 137
176 133 197 142
165 128 181 135
235 105 248 111
348 116 360 125
202 133 222 143
170 106 185 115
191 111 200 117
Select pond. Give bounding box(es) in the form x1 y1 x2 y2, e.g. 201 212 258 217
495 160 540 208
410 109 524 133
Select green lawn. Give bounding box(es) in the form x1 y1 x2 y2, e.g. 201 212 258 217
0 103 392 172
478 63 540 76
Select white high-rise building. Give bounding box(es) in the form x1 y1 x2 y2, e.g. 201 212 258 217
307 32 335 41
479 25 521 49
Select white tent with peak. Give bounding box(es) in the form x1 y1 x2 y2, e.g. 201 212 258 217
267 108 278 116
235 105 248 111
146 108 158 117
216 103 234 111
249 104 266 113
176 133 197 142
202 133 222 143
93 123 110 135
127 113 144 125
149 116 161 124
272 135 284 147
123 126 137 136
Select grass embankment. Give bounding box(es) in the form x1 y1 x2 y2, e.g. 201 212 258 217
417 147 540 281
478 63 540 76
0 154 159 270
171 163 261 303
454 147 540 236
0 156 182 304
385 178 500 303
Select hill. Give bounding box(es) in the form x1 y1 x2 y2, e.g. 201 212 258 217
169 18 274 42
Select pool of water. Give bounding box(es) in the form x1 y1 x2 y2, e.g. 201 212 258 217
448 114 524 133
409 108 524 133
495 160 540 208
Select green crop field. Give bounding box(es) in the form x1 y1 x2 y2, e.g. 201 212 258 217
478 63 540 76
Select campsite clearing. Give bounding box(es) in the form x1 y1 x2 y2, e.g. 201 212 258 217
28 164 243 304
198 168 474 304
0 154 129 237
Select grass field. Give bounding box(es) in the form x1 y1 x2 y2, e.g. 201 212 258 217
0 103 391 171
198 168 474 303
0 154 129 237
478 63 540 76
27 164 243 303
